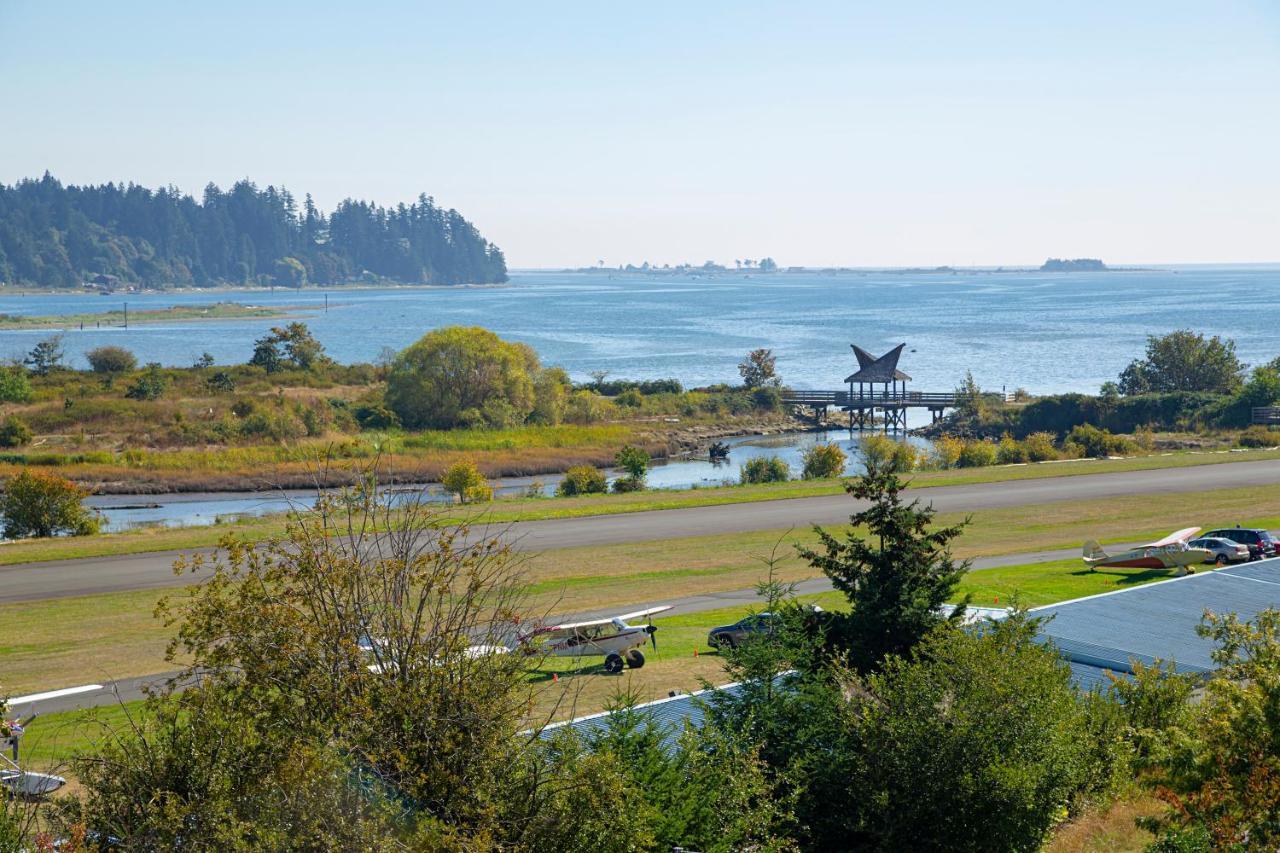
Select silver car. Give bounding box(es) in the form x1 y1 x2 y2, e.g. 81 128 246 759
1188 537 1250 566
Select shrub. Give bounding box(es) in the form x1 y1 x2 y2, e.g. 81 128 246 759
124 363 169 401
1237 425 1277 448
611 476 645 493
614 445 649 481
442 459 492 503
996 434 1028 464
354 403 400 430
385 327 536 429
1063 424 1136 458
0 367 32 403
556 465 608 497
205 371 236 393
615 388 644 408
1 469 100 538
751 386 783 411
86 345 138 374
239 410 306 441
0 416 32 448
565 390 610 424
1022 431 1059 462
801 443 847 479
740 455 789 484
930 436 964 469
860 434 919 471
956 439 998 468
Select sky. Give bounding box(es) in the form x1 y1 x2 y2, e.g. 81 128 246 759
2 1 1278 268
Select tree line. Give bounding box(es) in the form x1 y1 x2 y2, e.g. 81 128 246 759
0 173 507 289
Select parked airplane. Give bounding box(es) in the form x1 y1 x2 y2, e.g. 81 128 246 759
1082 527 1212 574
520 606 673 674
2 715 66 798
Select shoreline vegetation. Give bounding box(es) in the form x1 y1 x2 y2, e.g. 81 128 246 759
0 301 294 330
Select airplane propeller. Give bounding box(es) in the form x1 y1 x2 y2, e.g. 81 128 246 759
645 615 658 652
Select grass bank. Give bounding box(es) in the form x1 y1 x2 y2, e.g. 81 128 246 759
10 479 1280 694
5 448 1280 567
0 301 290 330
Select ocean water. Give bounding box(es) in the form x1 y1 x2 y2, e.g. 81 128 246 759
3 266 1279 395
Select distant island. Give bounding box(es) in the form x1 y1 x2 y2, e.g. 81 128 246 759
0 174 507 290
567 258 779 274
1039 258 1108 272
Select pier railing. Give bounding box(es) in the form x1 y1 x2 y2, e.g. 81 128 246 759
783 389 1012 409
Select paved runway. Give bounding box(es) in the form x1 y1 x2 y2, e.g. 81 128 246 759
4 456 1278 605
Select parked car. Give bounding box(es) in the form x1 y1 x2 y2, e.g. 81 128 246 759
1202 527 1279 561
1188 536 1250 566
706 605 824 650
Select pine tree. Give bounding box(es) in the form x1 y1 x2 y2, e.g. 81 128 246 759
797 453 970 672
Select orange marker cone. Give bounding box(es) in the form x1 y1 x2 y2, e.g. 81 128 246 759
693 648 699 657
552 672 559 682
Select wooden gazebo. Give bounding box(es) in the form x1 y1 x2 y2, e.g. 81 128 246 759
844 343 912 431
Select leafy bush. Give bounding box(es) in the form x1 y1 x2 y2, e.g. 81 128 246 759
565 390 611 424
385 327 536 429
1063 424 1136 458
0 416 32 448
205 371 236 393
751 386 783 411
1 469 100 538
1237 425 1277 448
740 455 789 484
86 345 138 373
239 409 306 441
354 403 400 430
0 367 32 403
442 459 492 503
996 434 1028 464
840 616 1103 851
1022 431 1060 461
614 388 644 408
930 435 964 469
556 465 607 496
801 443 847 479
614 445 649 480
860 434 920 471
611 476 645 493
124 363 169 401
956 439 998 468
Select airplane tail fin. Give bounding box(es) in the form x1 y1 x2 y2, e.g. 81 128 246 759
1083 540 1107 562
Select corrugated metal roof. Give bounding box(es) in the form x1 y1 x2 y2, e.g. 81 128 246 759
1033 558 1280 677
540 682 744 743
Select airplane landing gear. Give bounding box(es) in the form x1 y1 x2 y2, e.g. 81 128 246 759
625 649 645 669
603 653 625 674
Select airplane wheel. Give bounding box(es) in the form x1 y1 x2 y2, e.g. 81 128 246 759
625 649 645 669
603 653 624 675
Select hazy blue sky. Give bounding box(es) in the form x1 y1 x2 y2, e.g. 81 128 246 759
2 1 1277 267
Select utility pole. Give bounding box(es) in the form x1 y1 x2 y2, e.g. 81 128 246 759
123 301 128 329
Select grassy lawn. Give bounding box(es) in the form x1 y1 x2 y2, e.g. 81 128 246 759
7 476 1279 698
4 446 1279 567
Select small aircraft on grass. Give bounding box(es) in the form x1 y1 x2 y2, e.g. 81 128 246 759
2 715 66 798
520 605 673 674
1083 527 1212 574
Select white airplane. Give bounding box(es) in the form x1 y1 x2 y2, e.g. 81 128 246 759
1083 527 1212 574
2 715 66 798
519 605 673 674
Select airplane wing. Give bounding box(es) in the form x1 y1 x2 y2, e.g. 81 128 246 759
615 605 674 623
1141 527 1201 548
532 616 616 635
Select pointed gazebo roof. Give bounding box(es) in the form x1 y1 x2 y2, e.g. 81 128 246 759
844 343 912 383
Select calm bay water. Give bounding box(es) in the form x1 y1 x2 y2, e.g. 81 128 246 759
3 266 1279 394
7 266 1280 532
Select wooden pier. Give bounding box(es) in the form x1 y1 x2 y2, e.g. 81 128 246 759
783 343 1008 432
